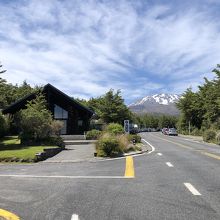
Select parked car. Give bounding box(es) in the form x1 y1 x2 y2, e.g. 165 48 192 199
162 128 169 135
168 128 178 136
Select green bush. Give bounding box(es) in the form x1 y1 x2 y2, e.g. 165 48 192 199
180 130 189 135
0 113 9 138
50 120 64 135
43 136 65 148
191 128 203 136
86 129 101 140
19 94 53 144
96 134 122 157
96 132 141 157
216 131 220 145
128 134 141 143
106 123 124 135
118 134 130 152
203 130 216 142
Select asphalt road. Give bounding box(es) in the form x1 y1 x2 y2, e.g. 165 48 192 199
1 132 220 220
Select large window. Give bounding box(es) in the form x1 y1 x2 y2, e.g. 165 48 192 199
60 120 67 134
54 105 68 134
54 105 68 119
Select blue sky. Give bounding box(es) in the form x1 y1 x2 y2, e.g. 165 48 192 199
0 0 220 104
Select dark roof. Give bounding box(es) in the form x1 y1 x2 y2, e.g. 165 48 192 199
2 92 36 114
2 83 94 116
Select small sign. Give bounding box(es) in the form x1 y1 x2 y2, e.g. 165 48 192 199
124 120 130 134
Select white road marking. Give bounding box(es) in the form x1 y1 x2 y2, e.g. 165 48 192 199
71 214 79 220
166 162 174 167
0 174 129 179
157 153 162 156
142 139 155 154
184 183 201 195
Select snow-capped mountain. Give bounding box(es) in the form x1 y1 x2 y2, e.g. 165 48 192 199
128 94 181 115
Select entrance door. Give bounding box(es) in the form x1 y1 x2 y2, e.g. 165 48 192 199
60 120 67 135
54 104 68 135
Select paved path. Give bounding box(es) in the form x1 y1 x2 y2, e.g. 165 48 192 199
44 142 149 163
43 144 96 163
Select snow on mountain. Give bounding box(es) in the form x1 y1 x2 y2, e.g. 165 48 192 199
129 94 180 107
128 94 181 115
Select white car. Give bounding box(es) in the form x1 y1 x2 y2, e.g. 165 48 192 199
168 128 178 136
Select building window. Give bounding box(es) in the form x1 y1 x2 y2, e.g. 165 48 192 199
59 120 67 134
78 120 83 126
54 105 68 119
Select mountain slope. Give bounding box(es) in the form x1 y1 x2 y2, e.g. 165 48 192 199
129 94 181 115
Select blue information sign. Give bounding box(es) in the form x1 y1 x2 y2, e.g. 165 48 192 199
124 120 130 134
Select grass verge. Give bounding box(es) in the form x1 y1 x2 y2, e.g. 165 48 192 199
0 136 57 162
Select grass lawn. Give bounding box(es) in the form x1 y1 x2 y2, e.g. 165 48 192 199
0 136 57 161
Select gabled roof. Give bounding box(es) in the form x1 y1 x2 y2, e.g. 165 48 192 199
2 83 94 116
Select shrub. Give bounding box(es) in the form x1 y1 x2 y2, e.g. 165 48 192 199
216 131 220 145
86 129 101 140
191 128 203 136
19 94 53 144
43 136 65 148
50 120 64 135
106 123 124 135
0 113 9 138
96 133 122 157
128 134 141 143
203 129 216 142
118 134 130 152
180 130 189 135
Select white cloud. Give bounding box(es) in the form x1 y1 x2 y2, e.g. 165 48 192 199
0 0 220 103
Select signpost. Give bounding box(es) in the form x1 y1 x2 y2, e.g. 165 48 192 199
124 120 130 134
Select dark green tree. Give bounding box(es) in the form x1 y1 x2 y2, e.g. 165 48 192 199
132 113 178 129
176 64 220 132
0 112 9 138
20 93 53 143
0 62 6 82
99 89 132 124
76 90 132 125
176 88 203 129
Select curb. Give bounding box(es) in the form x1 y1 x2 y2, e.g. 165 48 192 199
93 141 153 162
123 142 151 156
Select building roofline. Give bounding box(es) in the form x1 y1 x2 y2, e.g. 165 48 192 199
44 83 94 115
2 83 94 115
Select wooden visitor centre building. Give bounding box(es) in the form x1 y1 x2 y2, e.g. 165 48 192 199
2 84 94 135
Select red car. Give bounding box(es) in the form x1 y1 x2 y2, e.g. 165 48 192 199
162 128 169 135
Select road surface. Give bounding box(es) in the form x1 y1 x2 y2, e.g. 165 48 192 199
1 132 220 220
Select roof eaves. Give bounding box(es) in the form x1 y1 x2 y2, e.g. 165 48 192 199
44 84 94 115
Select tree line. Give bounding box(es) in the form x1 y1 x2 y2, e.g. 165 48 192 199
1 61 179 137
133 114 178 129
0 63 133 137
0 63 39 110
176 64 220 137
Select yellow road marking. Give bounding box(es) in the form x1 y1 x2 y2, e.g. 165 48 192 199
124 156 135 178
0 209 20 220
151 133 220 161
201 152 220 160
151 134 193 150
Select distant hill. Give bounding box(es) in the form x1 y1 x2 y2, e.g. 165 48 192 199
128 94 181 115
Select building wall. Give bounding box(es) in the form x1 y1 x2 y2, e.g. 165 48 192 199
2 84 93 135
47 91 90 135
